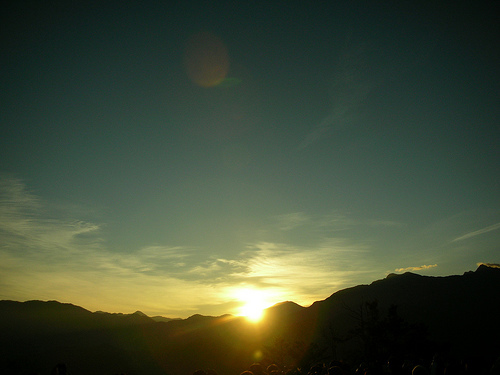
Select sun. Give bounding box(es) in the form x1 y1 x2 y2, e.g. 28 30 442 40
235 288 271 323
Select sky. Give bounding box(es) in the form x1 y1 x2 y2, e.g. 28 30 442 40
1 0 499 318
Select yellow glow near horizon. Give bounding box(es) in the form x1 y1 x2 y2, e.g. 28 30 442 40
235 288 272 323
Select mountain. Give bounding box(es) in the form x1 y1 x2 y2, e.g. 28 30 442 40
300 265 500 362
151 315 181 323
266 301 305 316
1 265 499 375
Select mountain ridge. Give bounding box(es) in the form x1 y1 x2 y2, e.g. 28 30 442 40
1 265 499 375
3 265 496 321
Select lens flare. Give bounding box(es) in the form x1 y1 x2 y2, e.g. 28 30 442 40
252 350 263 362
184 31 229 87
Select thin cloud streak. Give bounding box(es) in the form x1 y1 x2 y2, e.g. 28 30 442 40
366 219 405 228
298 43 374 150
273 212 310 231
224 239 375 304
452 222 500 242
395 264 437 272
0 181 104 271
476 263 500 269
270 211 359 234
0 177 41 238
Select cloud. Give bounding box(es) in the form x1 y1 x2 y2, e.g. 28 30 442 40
298 44 374 150
0 177 41 236
0 178 387 317
0 177 103 257
395 264 437 272
0 177 214 316
270 211 358 234
452 222 500 242
273 212 310 231
212 239 374 304
476 263 500 269
366 219 405 228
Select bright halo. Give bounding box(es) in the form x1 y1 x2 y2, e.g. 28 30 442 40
235 288 271 323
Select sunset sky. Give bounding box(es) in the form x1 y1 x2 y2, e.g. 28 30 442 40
1 1 498 318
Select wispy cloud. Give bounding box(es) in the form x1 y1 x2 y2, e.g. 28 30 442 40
395 264 437 273
197 237 376 306
0 177 209 315
0 177 412 318
298 44 374 150
273 212 311 231
0 177 103 256
0 178 380 317
366 219 405 228
476 263 500 269
271 211 359 234
452 222 500 242
0 177 41 236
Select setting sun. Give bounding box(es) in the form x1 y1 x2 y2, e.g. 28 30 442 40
235 288 272 322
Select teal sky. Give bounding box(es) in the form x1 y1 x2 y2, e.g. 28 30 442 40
1 1 499 318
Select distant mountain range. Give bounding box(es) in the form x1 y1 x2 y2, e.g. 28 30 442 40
1 265 499 375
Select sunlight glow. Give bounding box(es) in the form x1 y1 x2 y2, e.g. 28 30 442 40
234 288 272 323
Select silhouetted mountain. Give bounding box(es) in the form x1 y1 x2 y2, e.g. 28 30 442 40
267 301 305 315
314 265 500 343
2 265 499 375
151 315 181 323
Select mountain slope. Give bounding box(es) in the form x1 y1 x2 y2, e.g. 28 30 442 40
1 265 499 375
297 265 500 361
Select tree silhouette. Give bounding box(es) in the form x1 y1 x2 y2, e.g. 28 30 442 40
344 300 432 363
